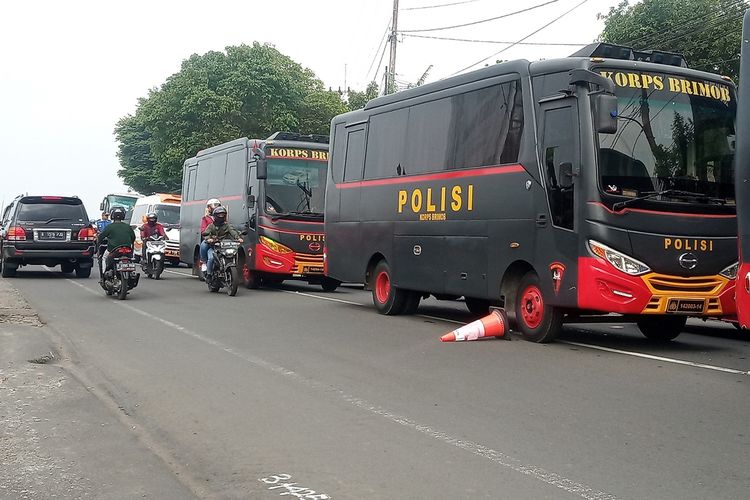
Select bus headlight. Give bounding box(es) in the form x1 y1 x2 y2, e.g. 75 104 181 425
588 239 650 276
719 262 738 279
260 236 293 254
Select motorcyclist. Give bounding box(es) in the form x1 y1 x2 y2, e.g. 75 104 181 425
202 206 241 280
96 206 136 277
95 211 112 233
139 212 168 262
199 198 222 273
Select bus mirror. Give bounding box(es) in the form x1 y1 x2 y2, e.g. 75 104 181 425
559 162 573 188
594 94 618 134
99 201 105 211
247 194 256 209
257 159 268 180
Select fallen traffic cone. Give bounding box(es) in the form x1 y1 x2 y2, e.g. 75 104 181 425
440 309 510 342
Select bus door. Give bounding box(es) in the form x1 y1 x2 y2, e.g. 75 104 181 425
536 97 580 306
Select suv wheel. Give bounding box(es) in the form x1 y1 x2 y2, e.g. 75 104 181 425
75 267 92 279
1 259 18 278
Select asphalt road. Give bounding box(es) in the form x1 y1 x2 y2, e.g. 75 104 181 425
6 265 750 500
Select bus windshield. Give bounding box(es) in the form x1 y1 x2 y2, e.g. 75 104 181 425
109 195 138 211
598 71 736 205
263 159 327 217
154 204 180 226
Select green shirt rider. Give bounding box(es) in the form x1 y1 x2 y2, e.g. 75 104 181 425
201 206 241 278
96 206 136 275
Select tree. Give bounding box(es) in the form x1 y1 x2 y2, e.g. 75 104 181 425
346 81 380 110
115 43 348 193
599 0 746 81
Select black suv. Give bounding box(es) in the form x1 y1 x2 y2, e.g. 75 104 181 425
0 196 96 278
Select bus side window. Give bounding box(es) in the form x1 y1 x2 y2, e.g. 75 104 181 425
344 128 366 182
331 123 347 184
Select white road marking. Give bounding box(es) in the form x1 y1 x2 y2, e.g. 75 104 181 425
560 340 750 376
60 277 619 500
277 289 365 307
164 269 195 278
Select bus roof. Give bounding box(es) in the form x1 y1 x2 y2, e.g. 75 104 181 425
135 193 181 206
188 134 329 164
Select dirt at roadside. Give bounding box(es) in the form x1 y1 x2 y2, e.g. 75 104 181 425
0 279 43 326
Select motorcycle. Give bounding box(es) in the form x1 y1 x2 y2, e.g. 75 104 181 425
141 235 166 279
98 246 140 300
206 240 240 296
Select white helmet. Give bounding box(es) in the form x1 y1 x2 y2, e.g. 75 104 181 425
207 198 221 209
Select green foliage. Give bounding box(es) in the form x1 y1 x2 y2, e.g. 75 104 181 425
115 43 348 193
346 81 380 110
599 0 746 81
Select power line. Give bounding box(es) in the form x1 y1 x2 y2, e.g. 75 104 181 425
401 33 588 46
400 0 560 33
403 0 481 10
364 22 391 84
448 0 588 77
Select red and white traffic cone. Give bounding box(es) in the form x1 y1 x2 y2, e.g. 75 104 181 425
440 309 510 342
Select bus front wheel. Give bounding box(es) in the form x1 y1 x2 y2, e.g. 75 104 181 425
514 271 562 343
636 315 686 342
371 261 411 315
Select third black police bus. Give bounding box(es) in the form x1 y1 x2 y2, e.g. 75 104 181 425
324 43 738 342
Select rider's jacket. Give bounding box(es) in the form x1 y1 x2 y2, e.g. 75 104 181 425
95 219 112 233
202 222 240 241
200 215 214 235
97 221 136 252
140 223 167 240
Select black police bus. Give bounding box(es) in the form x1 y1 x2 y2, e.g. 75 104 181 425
180 132 339 291
324 43 738 342
734 10 750 329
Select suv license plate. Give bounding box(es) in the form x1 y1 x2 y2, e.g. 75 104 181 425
38 231 66 240
667 298 705 314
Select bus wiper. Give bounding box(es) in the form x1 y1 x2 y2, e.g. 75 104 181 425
289 210 323 217
612 189 711 211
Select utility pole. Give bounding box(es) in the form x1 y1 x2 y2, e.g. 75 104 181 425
386 0 399 95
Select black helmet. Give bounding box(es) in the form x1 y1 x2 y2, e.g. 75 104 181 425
111 206 126 221
146 212 158 225
212 206 227 224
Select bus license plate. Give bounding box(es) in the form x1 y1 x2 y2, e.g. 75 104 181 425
304 266 324 274
667 298 705 314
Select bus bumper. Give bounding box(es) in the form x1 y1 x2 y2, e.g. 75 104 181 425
577 257 735 317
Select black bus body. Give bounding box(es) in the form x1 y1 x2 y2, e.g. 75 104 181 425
180 132 339 291
324 43 738 342
735 11 750 328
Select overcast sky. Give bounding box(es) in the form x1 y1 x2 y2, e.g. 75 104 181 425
0 0 621 218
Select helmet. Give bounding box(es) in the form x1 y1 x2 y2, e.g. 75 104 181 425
207 198 221 213
146 212 158 226
212 206 227 224
111 206 126 221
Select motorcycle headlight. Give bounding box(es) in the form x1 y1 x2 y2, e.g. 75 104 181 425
719 262 738 279
588 239 650 276
225 249 236 255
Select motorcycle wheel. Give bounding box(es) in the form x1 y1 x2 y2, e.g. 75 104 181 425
227 266 239 296
207 275 220 293
117 275 128 300
153 261 164 280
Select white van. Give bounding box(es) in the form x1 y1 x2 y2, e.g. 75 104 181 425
129 194 182 266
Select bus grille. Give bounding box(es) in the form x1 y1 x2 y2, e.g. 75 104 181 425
294 252 324 275
643 274 725 295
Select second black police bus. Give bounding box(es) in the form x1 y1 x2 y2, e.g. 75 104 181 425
324 43 738 342
181 132 339 291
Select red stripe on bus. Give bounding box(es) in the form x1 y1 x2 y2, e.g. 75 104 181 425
260 216 323 226
182 195 243 206
588 201 736 219
335 164 526 189
259 225 324 235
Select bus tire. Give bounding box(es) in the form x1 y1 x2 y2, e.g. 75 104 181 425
371 260 409 315
636 315 686 341
242 264 261 289
402 291 421 315
321 278 341 292
514 271 562 343
465 297 490 316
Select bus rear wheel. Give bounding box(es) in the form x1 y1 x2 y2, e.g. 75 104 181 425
514 271 562 343
636 315 686 342
371 261 411 315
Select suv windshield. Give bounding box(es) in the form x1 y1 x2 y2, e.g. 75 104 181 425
598 70 736 205
154 204 180 225
17 201 87 223
264 159 327 216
